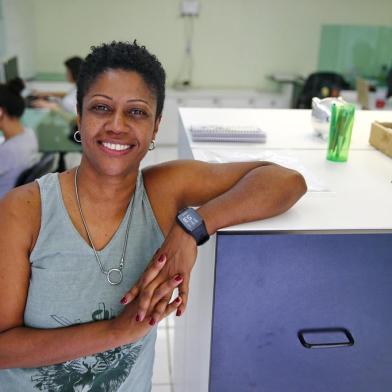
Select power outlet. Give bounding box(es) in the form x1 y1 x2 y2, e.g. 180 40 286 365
180 0 199 17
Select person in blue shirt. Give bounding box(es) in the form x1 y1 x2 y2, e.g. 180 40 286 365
31 56 83 115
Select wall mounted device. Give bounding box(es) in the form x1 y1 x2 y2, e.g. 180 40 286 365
180 0 199 17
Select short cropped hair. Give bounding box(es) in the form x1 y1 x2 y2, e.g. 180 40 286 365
77 41 166 118
64 56 83 83
0 78 25 118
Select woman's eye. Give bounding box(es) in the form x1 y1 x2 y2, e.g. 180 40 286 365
93 104 110 112
129 108 146 117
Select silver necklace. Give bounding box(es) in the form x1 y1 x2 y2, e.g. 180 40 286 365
74 166 134 285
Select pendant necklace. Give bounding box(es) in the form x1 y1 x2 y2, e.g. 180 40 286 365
74 166 135 285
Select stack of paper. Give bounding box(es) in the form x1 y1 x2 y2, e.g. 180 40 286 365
190 124 266 143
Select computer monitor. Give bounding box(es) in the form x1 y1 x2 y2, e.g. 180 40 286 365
4 56 19 82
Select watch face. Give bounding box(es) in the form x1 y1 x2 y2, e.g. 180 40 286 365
178 209 201 231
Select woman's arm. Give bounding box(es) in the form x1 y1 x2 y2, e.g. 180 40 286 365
126 160 307 321
0 185 181 369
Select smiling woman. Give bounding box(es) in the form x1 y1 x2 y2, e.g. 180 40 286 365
0 40 307 391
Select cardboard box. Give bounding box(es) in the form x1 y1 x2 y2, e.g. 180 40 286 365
369 121 392 158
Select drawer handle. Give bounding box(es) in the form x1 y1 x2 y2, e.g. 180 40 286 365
298 327 354 349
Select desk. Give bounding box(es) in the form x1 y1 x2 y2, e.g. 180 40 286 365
173 108 392 392
22 108 81 171
341 87 390 110
25 80 73 94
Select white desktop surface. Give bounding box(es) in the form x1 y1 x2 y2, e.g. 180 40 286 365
179 107 392 151
25 80 73 94
178 107 392 232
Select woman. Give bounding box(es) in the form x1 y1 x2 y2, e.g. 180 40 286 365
31 56 83 115
0 41 306 391
0 77 39 198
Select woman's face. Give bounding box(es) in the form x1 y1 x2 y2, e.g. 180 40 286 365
78 69 160 177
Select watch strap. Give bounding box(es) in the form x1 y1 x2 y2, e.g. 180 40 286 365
193 220 210 246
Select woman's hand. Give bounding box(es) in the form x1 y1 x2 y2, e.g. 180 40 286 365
113 255 183 344
121 224 197 324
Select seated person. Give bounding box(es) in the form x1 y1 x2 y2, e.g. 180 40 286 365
0 78 39 198
30 56 83 115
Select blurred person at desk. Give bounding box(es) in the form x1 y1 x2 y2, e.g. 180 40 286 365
0 78 39 198
29 56 83 115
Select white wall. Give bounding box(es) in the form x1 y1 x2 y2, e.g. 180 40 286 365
1 0 35 78
3 0 392 89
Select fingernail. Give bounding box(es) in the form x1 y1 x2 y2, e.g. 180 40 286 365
120 296 127 304
175 274 182 282
136 314 140 322
149 318 156 326
176 309 182 317
158 254 165 262
175 297 181 303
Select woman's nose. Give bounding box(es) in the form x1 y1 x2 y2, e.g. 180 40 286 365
110 111 128 133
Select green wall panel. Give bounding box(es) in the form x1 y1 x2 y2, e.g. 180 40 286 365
318 25 392 85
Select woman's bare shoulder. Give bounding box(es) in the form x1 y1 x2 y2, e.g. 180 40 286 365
0 182 41 251
1 181 41 214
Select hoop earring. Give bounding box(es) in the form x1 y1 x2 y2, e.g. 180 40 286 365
73 130 82 143
148 139 156 151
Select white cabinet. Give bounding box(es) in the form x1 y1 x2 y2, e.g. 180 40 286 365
155 88 291 145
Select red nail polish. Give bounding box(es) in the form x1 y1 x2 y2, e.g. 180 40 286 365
120 297 127 304
175 297 181 303
149 318 156 326
175 275 182 282
158 254 165 262
176 309 182 317
136 314 140 322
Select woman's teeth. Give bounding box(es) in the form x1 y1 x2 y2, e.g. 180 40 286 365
102 142 131 151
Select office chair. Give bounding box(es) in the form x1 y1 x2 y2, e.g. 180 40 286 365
295 72 350 109
15 153 57 187
387 67 392 99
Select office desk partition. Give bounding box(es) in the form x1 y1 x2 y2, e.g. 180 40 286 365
173 108 392 392
22 108 82 171
22 109 80 153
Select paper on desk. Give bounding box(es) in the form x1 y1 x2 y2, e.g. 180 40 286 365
196 150 329 192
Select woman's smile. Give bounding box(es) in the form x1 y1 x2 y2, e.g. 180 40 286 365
99 140 135 155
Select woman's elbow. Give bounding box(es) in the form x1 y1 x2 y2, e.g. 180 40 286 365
275 167 307 208
291 170 307 198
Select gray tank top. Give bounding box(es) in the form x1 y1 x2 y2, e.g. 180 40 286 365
0 172 164 391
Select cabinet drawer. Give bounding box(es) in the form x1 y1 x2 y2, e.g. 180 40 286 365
211 233 392 392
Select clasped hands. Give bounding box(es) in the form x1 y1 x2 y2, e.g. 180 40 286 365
120 224 197 327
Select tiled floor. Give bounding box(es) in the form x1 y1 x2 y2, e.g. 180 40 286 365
65 146 179 392
152 316 175 391
143 145 179 391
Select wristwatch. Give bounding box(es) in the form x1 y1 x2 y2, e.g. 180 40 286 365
176 207 210 246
